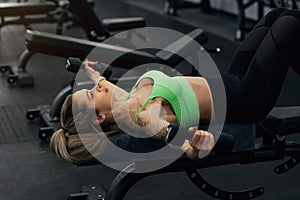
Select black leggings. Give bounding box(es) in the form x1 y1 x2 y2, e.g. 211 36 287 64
223 8 300 122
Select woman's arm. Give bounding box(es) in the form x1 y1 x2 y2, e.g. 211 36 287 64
184 129 215 159
127 98 171 141
84 60 128 98
135 110 170 140
128 98 215 158
118 96 214 158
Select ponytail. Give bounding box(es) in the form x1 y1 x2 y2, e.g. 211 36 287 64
50 129 96 164
49 94 119 164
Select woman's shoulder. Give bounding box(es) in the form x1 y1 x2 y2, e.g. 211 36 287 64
140 70 168 79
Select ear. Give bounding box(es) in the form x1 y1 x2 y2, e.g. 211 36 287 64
93 113 106 125
95 84 101 92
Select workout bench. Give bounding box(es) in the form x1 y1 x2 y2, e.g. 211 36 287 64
0 0 147 86
67 0 146 41
47 54 299 200
164 0 268 41
21 28 300 200
0 20 207 86
0 0 70 32
67 106 300 200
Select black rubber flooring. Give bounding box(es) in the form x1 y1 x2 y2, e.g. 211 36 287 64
0 104 39 144
0 0 299 200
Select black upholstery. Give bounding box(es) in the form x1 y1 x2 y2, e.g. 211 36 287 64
260 115 300 135
68 0 107 38
0 2 57 16
68 0 146 40
102 17 146 32
24 28 209 69
25 29 160 67
156 28 208 66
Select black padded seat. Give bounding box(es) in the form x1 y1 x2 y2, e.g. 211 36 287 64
25 28 209 69
0 2 57 16
102 17 146 32
68 0 146 40
25 29 160 67
25 27 209 71
25 29 100 58
155 28 208 66
260 115 300 135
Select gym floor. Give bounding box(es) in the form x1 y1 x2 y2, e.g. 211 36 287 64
0 0 299 199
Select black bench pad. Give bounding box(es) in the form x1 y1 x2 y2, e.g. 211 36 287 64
102 17 146 32
25 29 160 67
263 106 300 135
156 28 208 66
0 2 57 16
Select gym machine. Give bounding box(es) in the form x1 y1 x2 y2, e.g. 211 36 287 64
66 106 300 200
0 0 86 33
263 0 298 9
165 0 264 41
165 0 300 41
0 0 145 86
164 0 212 16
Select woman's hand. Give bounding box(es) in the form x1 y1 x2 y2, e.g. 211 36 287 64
83 60 100 83
186 128 215 159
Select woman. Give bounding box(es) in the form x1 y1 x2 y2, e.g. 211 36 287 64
51 64 214 162
51 8 300 164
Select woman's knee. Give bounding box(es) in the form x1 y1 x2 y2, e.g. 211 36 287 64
271 10 300 48
279 9 300 20
255 8 287 28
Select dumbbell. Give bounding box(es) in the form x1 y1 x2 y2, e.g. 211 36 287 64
274 0 284 7
284 0 295 8
295 0 300 9
263 0 273 6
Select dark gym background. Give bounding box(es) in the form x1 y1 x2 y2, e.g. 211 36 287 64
0 0 299 199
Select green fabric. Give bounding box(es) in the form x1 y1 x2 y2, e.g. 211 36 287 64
129 70 200 126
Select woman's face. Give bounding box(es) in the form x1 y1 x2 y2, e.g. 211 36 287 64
73 84 113 116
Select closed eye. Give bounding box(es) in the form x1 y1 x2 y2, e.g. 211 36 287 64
86 90 93 101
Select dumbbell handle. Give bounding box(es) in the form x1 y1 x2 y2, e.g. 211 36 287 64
66 57 82 73
66 57 114 82
166 124 234 158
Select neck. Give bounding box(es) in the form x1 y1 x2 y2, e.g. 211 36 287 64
104 110 114 123
110 101 133 124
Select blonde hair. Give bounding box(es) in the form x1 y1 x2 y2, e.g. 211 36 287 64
50 95 119 164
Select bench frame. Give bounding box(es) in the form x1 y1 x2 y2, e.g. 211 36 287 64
69 107 300 200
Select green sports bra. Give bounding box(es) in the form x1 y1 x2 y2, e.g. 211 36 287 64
128 70 200 126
